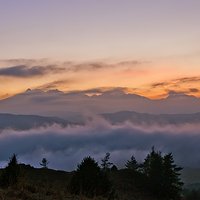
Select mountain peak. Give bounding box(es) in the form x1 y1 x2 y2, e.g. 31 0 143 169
46 89 63 94
23 89 44 95
25 88 32 93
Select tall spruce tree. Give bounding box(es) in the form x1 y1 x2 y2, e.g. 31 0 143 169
142 148 183 200
143 147 164 197
162 153 183 199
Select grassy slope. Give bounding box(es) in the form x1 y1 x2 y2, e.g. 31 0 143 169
2 165 200 200
0 165 157 200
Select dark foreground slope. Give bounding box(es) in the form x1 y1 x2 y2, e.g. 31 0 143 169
0 165 156 200
0 164 198 200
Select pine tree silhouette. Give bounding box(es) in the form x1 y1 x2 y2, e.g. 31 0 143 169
40 158 49 168
125 155 138 171
0 154 20 188
101 152 113 172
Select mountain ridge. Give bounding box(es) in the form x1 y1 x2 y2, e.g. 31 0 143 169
0 113 69 130
101 110 200 125
0 110 200 130
0 88 200 118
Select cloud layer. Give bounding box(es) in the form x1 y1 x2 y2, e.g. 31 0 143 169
0 65 65 78
0 58 200 100
148 76 200 97
0 119 199 171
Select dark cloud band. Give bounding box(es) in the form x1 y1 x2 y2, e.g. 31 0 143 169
0 65 65 78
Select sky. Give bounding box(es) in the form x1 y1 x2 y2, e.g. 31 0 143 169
0 0 200 99
1 1 200 170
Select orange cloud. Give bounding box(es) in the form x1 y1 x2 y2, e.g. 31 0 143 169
0 59 200 100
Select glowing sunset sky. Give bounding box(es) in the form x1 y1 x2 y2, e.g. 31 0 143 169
0 0 200 99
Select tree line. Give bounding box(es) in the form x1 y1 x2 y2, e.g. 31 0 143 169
0 148 184 200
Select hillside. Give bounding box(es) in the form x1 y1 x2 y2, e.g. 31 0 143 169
0 113 69 130
0 165 156 200
1 164 198 200
1 110 200 131
102 111 200 125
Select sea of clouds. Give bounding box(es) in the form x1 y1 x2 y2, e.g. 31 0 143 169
0 117 199 170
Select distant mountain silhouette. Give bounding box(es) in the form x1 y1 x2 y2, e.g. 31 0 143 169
0 88 199 118
0 113 69 130
1 110 200 131
101 111 200 125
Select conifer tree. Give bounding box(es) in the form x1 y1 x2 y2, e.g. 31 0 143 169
125 155 138 171
40 158 49 168
70 156 111 197
142 147 183 199
143 147 163 197
0 154 20 188
162 153 183 199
